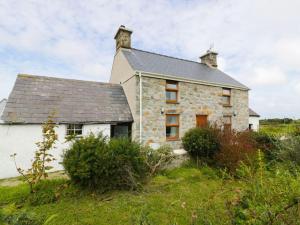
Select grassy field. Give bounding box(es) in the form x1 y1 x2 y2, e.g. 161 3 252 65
0 167 238 225
260 122 300 136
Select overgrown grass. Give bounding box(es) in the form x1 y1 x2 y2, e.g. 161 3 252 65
0 166 235 225
1 164 300 224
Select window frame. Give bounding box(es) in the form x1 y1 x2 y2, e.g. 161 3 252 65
166 114 180 141
223 115 232 131
222 88 231 106
166 80 179 103
66 124 83 136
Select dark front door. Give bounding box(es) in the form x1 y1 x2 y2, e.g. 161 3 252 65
196 115 208 128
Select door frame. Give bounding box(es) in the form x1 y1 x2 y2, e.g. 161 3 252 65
196 114 208 128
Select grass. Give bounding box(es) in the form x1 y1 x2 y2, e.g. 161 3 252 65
260 123 300 136
0 166 238 225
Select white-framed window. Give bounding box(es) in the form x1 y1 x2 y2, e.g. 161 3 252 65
66 124 83 136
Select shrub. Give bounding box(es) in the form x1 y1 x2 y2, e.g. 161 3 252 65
63 133 107 189
105 138 147 190
215 130 257 173
279 136 300 165
143 145 174 176
182 127 220 160
228 153 300 224
251 131 282 161
63 134 147 191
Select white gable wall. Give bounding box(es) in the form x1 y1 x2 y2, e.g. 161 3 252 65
249 116 260 131
0 124 110 179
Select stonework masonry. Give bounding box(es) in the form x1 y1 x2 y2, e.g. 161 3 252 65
133 76 249 149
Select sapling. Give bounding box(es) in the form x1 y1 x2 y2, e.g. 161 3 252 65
11 115 58 193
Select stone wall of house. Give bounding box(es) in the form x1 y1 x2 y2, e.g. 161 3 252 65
135 76 249 149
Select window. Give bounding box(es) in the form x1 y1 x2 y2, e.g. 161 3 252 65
223 116 232 130
166 114 179 140
166 81 178 103
222 88 231 106
67 124 83 136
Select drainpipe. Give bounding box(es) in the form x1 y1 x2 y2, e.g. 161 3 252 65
139 71 143 144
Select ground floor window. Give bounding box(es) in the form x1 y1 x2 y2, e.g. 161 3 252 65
66 124 83 136
223 116 232 130
166 114 179 141
111 123 132 138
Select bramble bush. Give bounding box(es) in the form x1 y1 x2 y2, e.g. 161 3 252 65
215 129 257 173
182 127 219 160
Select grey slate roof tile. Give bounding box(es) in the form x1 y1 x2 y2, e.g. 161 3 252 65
1 74 133 124
123 48 249 90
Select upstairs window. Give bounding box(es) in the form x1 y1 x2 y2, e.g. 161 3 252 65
223 116 232 131
166 114 179 140
67 124 83 136
222 88 231 106
166 81 178 103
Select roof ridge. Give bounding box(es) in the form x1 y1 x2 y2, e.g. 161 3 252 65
17 74 121 86
131 48 206 66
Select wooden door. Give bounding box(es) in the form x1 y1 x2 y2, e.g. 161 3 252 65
196 115 208 128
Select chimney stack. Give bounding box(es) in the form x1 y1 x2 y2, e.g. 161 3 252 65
200 50 218 68
114 25 133 51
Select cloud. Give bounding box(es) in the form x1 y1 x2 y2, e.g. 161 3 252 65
275 38 300 69
0 0 300 118
251 67 287 85
294 81 300 95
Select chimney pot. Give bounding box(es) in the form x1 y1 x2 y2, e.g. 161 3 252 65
200 50 218 68
114 25 133 51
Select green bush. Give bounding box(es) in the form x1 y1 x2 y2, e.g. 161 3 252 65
279 136 300 165
143 145 174 176
63 134 147 191
182 127 219 160
63 133 107 189
251 131 282 161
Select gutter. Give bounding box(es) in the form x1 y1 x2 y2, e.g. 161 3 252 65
139 71 143 143
134 71 250 91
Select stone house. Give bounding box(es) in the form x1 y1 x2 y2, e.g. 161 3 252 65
0 25 251 178
110 26 249 149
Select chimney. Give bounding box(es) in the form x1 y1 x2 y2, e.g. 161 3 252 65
200 50 218 68
114 25 133 51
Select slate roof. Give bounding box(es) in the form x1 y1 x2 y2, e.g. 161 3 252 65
1 75 133 124
249 108 260 117
122 48 249 90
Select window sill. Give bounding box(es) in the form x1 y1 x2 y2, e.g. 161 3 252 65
166 138 180 141
166 101 180 104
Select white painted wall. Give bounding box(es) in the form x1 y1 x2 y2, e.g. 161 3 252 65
0 99 7 123
249 116 260 131
0 123 110 179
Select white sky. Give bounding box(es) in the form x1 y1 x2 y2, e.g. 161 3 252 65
0 0 300 118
